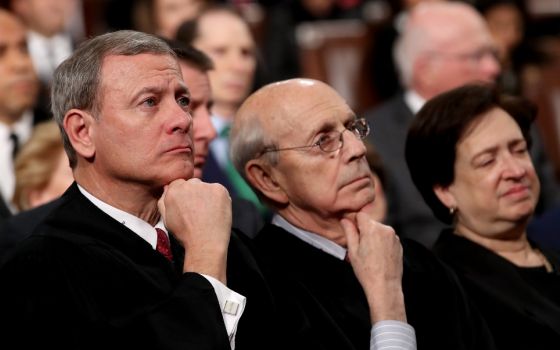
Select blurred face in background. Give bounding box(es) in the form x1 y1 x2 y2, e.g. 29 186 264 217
0 10 38 124
12 0 75 37
484 3 524 63
178 60 216 178
27 149 73 209
193 10 256 117
411 3 501 99
154 0 204 39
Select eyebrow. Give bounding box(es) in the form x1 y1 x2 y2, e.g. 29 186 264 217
470 138 527 164
131 83 190 101
302 113 356 142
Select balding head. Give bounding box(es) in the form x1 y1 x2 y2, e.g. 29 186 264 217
231 79 347 173
395 1 500 98
230 78 374 226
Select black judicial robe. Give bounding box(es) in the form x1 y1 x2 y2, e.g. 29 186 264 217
254 224 497 350
434 230 560 350
0 183 271 350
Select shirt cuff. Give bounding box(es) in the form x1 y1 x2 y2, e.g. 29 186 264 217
371 320 417 350
200 274 247 350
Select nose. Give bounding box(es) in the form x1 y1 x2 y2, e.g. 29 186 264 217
502 153 528 180
7 47 34 74
231 51 255 73
342 129 367 161
196 110 217 142
168 103 193 135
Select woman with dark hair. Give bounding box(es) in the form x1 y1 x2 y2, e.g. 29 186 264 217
405 83 560 349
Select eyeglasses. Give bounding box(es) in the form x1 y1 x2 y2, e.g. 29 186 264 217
433 47 499 63
259 118 370 156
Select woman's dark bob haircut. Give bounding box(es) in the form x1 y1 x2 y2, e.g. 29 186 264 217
405 83 536 224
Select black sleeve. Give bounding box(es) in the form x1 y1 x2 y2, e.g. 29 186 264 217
0 236 230 350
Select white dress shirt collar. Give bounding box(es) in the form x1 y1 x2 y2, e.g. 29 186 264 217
209 113 232 169
77 184 167 249
272 214 347 260
404 89 427 115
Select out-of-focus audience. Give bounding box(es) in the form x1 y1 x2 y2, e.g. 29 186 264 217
12 121 72 212
7 0 78 85
176 5 267 214
164 38 265 237
475 0 540 96
364 1 560 248
0 8 48 222
406 83 560 350
261 0 365 83
133 0 206 39
0 121 72 258
369 0 447 102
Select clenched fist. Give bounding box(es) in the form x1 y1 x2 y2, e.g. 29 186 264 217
158 178 232 283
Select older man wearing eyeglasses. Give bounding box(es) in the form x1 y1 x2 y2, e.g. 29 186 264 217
230 78 497 350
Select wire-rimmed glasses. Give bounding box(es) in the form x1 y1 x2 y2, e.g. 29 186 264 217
258 118 370 156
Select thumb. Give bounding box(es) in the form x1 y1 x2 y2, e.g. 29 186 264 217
341 218 359 256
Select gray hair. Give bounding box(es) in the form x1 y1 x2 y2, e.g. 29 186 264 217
51 30 176 167
230 113 278 203
393 16 434 88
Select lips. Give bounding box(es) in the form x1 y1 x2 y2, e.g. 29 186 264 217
502 184 530 198
165 144 193 155
10 79 37 92
344 173 372 188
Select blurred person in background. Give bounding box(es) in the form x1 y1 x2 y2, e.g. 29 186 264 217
260 0 365 83
133 0 206 39
0 9 48 222
13 121 72 212
1 121 72 258
406 83 560 350
364 1 559 248
165 38 264 237
8 0 81 85
177 5 266 214
475 0 539 96
369 0 446 102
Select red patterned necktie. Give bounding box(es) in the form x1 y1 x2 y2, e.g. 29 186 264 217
155 228 173 262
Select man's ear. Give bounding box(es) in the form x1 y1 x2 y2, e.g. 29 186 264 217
245 159 288 205
63 109 96 160
433 184 457 210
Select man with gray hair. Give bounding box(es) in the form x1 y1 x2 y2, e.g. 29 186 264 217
364 1 559 248
0 30 247 349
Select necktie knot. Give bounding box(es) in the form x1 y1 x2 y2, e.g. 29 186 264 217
220 125 231 138
9 132 19 159
155 228 173 262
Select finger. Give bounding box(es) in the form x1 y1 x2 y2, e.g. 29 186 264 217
340 218 359 255
157 185 169 220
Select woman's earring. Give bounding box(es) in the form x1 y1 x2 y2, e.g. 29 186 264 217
449 207 456 215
